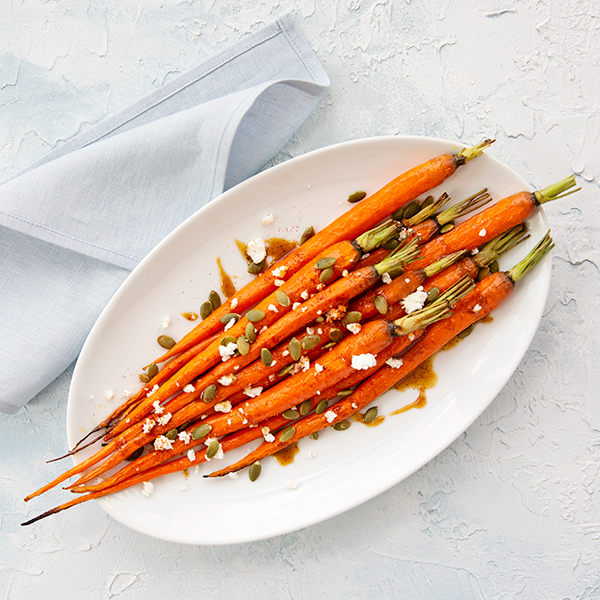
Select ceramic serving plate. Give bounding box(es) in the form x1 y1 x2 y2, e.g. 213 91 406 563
67 136 550 545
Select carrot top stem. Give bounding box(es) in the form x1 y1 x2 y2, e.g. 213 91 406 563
422 250 468 278
474 224 529 268
534 175 580 205
458 139 495 164
507 231 554 282
355 219 402 253
403 192 451 227
374 237 420 278
435 188 492 227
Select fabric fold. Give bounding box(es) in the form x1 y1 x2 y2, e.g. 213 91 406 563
0 15 329 414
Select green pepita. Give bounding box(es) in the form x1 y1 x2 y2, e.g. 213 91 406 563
192 423 212 440
208 290 221 309
301 334 321 350
275 289 290 307
200 300 214 320
125 446 144 461
283 409 300 420
319 267 334 283
457 324 475 339
220 336 238 346
237 335 250 356
245 322 256 343
299 400 311 416
177 421 191 433
382 238 400 250
476 267 490 282
246 309 265 323
363 406 378 423
489 259 500 273
427 286 440 303
157 335 176 349
329 328 344 342
321 341 337 350
279 426 296 443
333 420 351 431
165 428 178 441
300 226 316 245
440 222 455 234
220 312 240 325
316 257 336 270
249 461 262 482
289 337 301 361
315 399 329 414
147 364 158 379
422 195 434 208
391 207 405 221
374 295 388 314
310 432 319 440
343 311 362 325
336 389 354 398
278 363 294 377
347 190 367 203
248 259 266 274
206 440 220 459
261 347 273 366
139 373 150 384
202 384 216 403
403 201 421 220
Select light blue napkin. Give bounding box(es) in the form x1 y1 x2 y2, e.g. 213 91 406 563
0 15 329 414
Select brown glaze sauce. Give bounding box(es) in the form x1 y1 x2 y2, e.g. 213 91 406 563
391 355 437 415
235 237 298 266
351 411 386 427
273 442 299 466
216 257 236 298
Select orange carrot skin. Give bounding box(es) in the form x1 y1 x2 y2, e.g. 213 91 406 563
421 257 479 292
407 192 536 271
148 151 466 365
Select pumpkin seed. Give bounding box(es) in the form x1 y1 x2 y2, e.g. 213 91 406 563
321 341 337 350
343 311 362 325
300 225 316 245
336 389 354 398
202 384 216 403
299 400 311 416
440 222 455 234
278 363 294 377
333 420 351 431
165 428 178 441
220 312 240 325
301 334 321 350
382 238 400 250
391 207 405 221
177 421 191 432
289 337 301 361
427 286 440 303
200 300 213 320
192 423 212 440
206 440 220 459
283 409 300 420
245 322 256 343
139 373 150 384
374 295 388 314
246 309 265 323
157 335 176 349
363 407 378 423
457 324 475 339
275 289 290 307
248 259 266 274
476 267 490 282
403 201 421 220
310 432 319 440
329 328 344 342
316 257 336 270
279 426 295 443
261 347 273 366
422 195 434 208
220 336 237 346
208 290 221 309
125 446 144 461
315 399 329 414
147 363 158 379
319 267 334 283
237 335 250 356
347 190 367 203
249 461 262 482
489 259 500 273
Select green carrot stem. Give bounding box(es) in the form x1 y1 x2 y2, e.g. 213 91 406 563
404 193 451 228
436 188 492 226
374 237 420 278
457 139 495 164
474 224 529 268
355 219 402 252
507 231 554 282
534 175 580 205
423 250 468 278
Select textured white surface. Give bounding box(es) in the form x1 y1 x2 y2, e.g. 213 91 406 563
1 1 599 598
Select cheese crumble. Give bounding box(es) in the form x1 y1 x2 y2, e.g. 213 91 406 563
183 383 195 393
247 238 267 263
141 481 154 497
154 436 173 451
386 357 404 369
261 214 274 225
351 353 377 370
401 288 428 314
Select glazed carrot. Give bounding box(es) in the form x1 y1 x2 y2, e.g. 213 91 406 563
145 140 494 366
406 177 577 272
208 233 554 478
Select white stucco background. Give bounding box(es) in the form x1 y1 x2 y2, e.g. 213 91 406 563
1 1 599 598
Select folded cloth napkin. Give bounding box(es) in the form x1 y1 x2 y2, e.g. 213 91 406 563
0 15 328 414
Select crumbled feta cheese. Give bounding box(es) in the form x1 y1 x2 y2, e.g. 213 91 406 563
141 481 154 497
347 322 362 334
121 389 133 399
231 297 238 309
479 228 487 237
154 435 173 451
316 283 325 291
342 269 349 277
106 390 114 400
325 410 337 423
286 480 299 490
408 333 415 341
219 342 238 362
244 385 263 398
163 316 171 328
272 266 288 277
471 248 479 255
292 302 302 311
352 353 378 370
214 401 232 413
300 290 309 300
262 426 275 442
178 431 191 444
152 399 164 414
314 363 324 373
157 412 172 426
405 278 411 283
401 289 428 314
301 306 307 312
308 451 317 459
179 485 188 492
473 304 482 313
142 418 156 434
261 214 274 225
268 303 279 313
306 327 315 335
147 384 159 398
183 383 195 393
228 472 240 480
382 272 392 284
223 317 236 332
274 279 285 287
282 350 290 357
247 238 267 263
260 326 268 333
386 357 404 369
187 448 196 462
217 374 235 386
